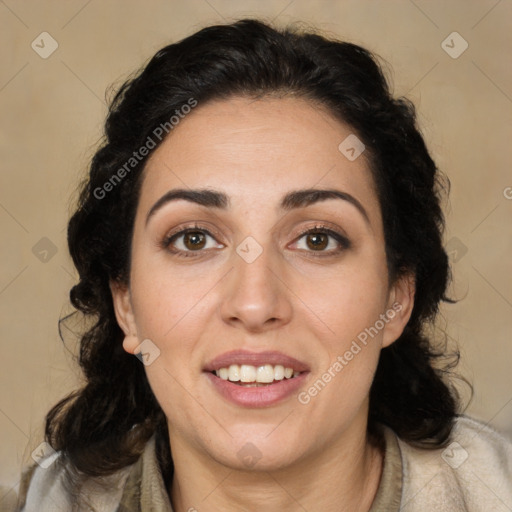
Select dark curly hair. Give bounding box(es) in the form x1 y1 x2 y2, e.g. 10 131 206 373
46 17 462 482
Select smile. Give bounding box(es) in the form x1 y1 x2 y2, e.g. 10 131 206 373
212 364 301 386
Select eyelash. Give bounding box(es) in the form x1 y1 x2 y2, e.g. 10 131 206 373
160 223 351 259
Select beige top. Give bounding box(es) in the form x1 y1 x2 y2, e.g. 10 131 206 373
13 416 512 511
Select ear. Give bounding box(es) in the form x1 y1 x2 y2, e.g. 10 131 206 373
109 279 140 355
381 273 415 348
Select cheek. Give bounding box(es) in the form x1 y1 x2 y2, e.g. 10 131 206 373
313 288 386 396
296 255 389 404
296 269 388 429
128 257 223 391
129 265 214 422
299 261 389 346
130 248 215 336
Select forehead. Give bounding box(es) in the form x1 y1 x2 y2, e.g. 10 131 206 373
139 95 377 214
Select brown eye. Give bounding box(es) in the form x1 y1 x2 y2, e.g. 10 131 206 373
162 226 224 258
293 226 351 256
305 233 329 251
183 231 207 250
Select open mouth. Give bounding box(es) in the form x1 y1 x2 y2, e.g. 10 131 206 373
210 364 303 387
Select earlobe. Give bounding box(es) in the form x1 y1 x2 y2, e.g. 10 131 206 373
382 273 416 348
122 334 140 355
109 279 139 354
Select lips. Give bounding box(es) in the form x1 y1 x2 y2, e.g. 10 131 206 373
202 350 311 407
204 370 308 407
202 349 311 373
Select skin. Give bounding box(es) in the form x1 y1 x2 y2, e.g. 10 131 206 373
110 95 415 512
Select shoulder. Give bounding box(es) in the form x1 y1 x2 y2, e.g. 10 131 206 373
17 447 139 511
396 415 512 511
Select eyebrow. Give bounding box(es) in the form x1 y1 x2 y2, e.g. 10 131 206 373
145 187 370 226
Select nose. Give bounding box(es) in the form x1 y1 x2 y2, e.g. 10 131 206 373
219 241 293 333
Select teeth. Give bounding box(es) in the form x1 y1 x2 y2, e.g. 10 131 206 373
274 365 284 380
228 365 240 382
240 364 256 382
256 364 274 383
214 364 301 383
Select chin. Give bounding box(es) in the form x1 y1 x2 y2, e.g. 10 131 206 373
205 434 306 473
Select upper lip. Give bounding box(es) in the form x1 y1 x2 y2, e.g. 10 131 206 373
203 350 310 373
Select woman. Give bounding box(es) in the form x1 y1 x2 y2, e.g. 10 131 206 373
16 18 512 512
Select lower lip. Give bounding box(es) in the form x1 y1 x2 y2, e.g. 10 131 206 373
204 371 309 407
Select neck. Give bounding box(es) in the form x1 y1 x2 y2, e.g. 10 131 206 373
168 419 384 512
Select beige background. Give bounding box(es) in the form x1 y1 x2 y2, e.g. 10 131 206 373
1 0 511 503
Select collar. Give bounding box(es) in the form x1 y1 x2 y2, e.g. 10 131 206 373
118 436 173 511
368 424 403 511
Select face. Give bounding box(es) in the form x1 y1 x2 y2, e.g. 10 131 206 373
111 95 414 472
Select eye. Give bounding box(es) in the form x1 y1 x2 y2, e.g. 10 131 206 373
160 223 350 259
292 225 351 256
161 224 223 258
